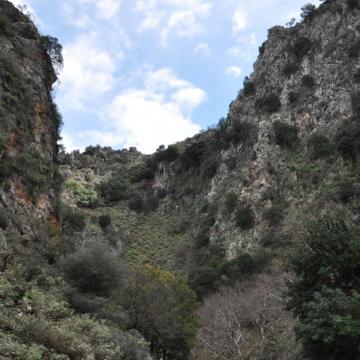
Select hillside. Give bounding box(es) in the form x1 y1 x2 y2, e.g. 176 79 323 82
1 0 360 359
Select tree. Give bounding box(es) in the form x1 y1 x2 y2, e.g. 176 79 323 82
286 214 360 360
122 265 199 359
300 4 316 20
41 35 63 74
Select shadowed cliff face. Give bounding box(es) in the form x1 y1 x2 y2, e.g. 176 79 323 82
0 0 61 244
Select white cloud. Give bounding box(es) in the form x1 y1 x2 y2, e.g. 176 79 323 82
226 66 242 77
194 42 211 57
95 0 121 19
233 9 247 34
105 68 204 153
59 33 116 109
134 0 212 47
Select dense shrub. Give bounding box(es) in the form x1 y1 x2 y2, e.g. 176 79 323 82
224 192 238 214
65 180 97 208
62 207 86 233
347 0 360 9
0 14 12 35
98 214 111 229
336 121 360 161
41 35 63 74
286 214 360 360
201 156 218 180
0 208 9 229
128 193 144 213
337 180 360 203
179 141 206 171
263 204 284 227
188 266 219 298
300 4 316 20
99 177 129 202
283 62 299 77
243 77 256 96
155 144 179 163
294 37 313 61
307 133 333 160
354 69 360 83
302 75 315 89
228 120 258 146
219 249 270 283
235 205 255 230
259 42 266 56
273 121 298 149
61 242 121 295
288 91 298 104
351 91 360 117
145 193 159 212
255 93 281 113
156 188 167 199
348 39 360 59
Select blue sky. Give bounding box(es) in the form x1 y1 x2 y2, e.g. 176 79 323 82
11 0 321 154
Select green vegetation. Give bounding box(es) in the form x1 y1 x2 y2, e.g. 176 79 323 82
255 93 281 113
128 193 144 213
348 39 360 59
287 214 360 360
283 62 299 77
301 75 315 89
242 76 256 96
65 179 97 208
336 120 360 162
224 192 238 214
235 204 255 230
99 176 130 202
123 266 199 359
347 0 360 9
61 242 122 296
61 206 86 234
273 121 298 149
300 4 316 20
307 133 333 159
98 214 111 229
294 37 313 61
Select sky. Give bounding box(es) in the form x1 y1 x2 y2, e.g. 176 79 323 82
10 0 321 154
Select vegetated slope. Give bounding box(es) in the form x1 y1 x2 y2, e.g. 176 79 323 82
0 1 152 359
61 0 360 358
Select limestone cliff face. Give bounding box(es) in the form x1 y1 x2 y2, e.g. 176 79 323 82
0 0 61 244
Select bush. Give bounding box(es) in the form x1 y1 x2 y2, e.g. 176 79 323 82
283 62 299 77
294 37 313 61
228 120 258 147
133 166 155 183
351 91 360 118
188 266 219 298
224 192 238 214
201 156 218 180
98 214 111 229
128 193 144 213
179 141 206 170
307 133 333 159
302 75 315 89
62 207 86 233
65 180 97 208
156 188 167 199
273 121 298 149
347 0 360 9
263 204 284 227
61 242 121 295
255 93 281 113
0 14 12 35
354 69 360 83
243 77 256 96
336 121 360 161
145 193 159 212
219 249 270 282
286 214 360 360
99 177 129 202
288 91 298 104
337 180 360 203
235 205 255 230
300 3 316 20
348 39 360 59
155 144 179 163
0 208 9 229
